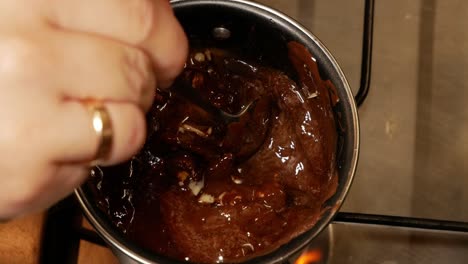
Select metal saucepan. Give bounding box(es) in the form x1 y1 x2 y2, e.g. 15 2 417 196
75 0 360 263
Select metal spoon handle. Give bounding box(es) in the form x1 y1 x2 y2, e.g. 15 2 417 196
171 79 227 120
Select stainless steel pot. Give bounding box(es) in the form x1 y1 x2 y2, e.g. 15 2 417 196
75 0 360 263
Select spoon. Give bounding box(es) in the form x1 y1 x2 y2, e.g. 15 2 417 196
171 79 257 124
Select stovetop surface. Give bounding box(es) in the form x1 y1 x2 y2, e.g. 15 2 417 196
255 0 468 263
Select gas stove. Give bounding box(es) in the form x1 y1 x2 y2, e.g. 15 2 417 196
40 0 468 263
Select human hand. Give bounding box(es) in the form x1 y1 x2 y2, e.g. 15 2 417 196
0 0 188 219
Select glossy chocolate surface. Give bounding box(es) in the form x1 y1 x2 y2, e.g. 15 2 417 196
87 42 339 263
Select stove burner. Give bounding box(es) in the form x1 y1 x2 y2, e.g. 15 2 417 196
288 226 333 264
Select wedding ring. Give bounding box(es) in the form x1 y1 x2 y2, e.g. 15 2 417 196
86 101 113 166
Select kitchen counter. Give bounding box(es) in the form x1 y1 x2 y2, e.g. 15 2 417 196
0 213 44 264
0 211 118 264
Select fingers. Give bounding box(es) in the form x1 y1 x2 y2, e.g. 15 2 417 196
45 0 188 88
0 163 88 219
48 30 156 111
0 0 189 218
51 100 146 166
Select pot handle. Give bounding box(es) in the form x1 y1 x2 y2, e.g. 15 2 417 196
354 0 374 107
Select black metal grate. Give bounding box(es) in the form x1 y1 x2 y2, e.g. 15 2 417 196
39 0 468 263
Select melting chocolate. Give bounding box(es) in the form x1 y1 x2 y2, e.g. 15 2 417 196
87 42 339 263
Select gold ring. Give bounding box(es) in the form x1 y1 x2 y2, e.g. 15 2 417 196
86 101 113 166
